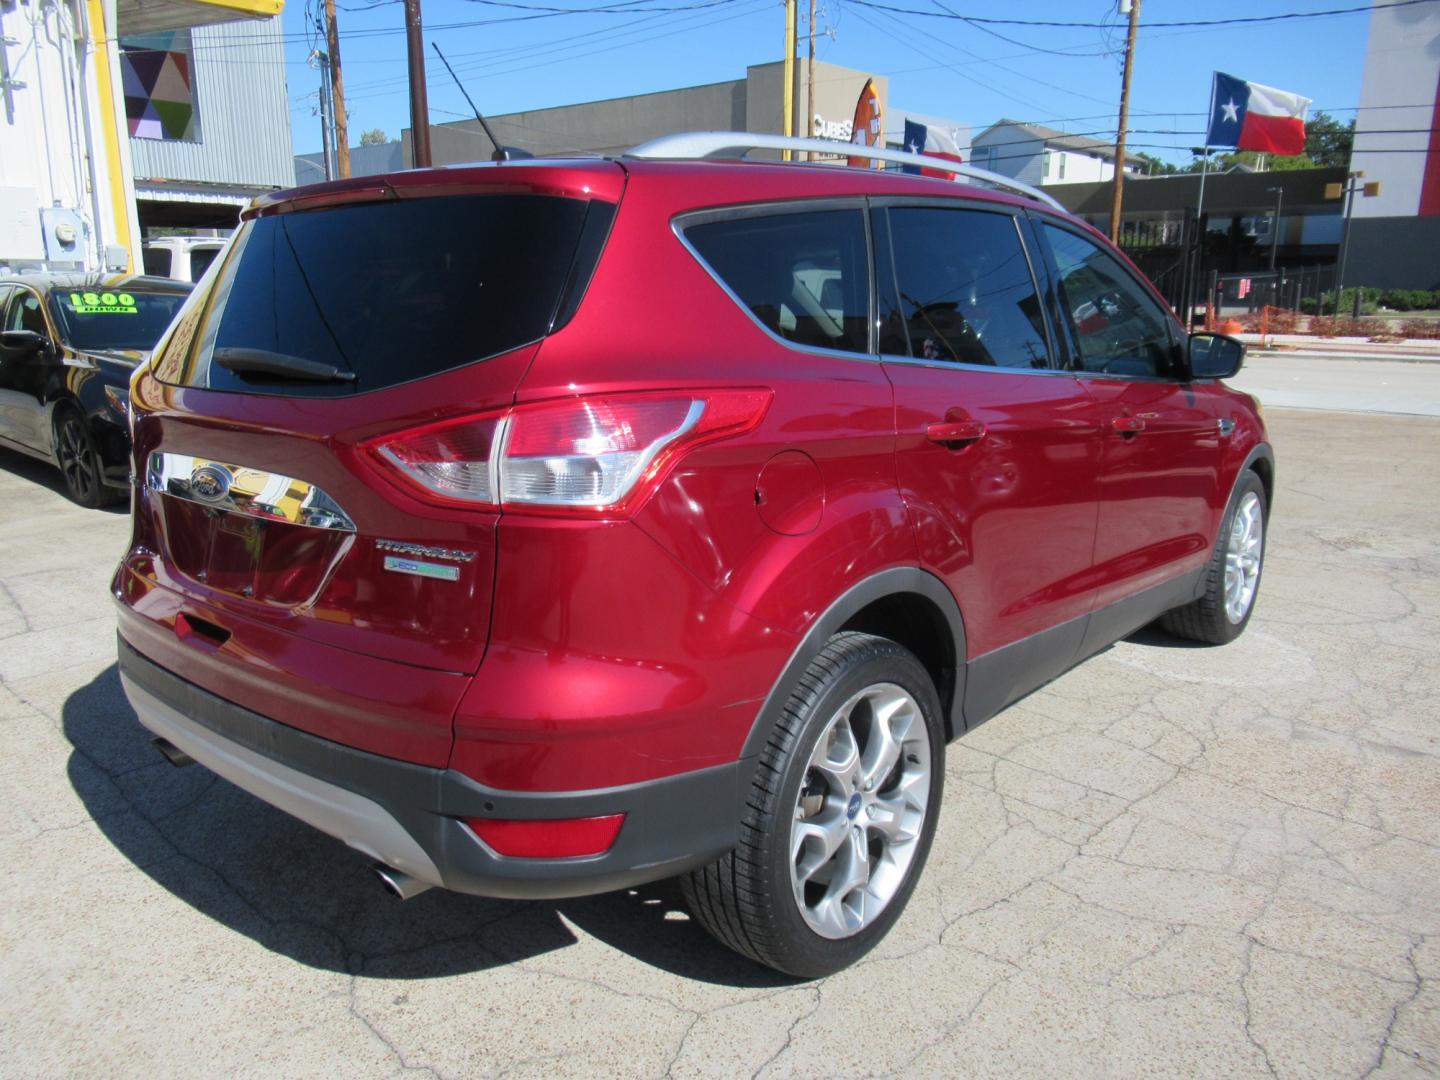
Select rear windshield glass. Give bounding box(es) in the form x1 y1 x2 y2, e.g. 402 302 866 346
50 288 188 351
164 193 591 396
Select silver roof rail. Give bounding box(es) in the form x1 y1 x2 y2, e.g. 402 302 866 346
626 131 1066 212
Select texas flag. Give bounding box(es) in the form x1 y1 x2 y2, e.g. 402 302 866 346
1206 71 1311 156
902 119 964 179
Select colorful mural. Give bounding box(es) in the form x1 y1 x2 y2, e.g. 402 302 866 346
120 31 198 142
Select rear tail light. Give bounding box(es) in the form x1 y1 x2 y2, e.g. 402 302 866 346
467 814 625 858
374 414 502 505
366 390 769 516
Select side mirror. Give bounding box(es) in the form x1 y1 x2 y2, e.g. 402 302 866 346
1188 332 1245 380
0 329 48 356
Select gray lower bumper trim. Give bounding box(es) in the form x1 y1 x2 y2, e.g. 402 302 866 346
122 674 443 886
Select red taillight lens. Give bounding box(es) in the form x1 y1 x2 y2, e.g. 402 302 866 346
372 413 502 508
467 814 625 858
366 390 770 516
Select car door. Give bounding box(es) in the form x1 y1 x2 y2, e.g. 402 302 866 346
1034 221 1223 646
875 202 1103 723
0 286 51 452
0 285 16 445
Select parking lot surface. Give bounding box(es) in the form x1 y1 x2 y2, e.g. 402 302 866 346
1 407 1437 1078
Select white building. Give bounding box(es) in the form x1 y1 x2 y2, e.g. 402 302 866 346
0 0 287 274
1345 0 1440 288
970 120 1144 187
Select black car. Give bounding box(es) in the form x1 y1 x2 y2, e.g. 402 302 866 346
0 274 191 506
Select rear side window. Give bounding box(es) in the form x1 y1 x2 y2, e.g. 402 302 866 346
881 207 1051 369
163 194 594 396
142 247 172 277
684 210 869 355
187 246 221 282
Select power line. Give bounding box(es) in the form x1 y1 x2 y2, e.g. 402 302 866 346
842 0 1436 30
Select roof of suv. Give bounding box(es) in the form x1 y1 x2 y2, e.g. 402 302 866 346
248 154 1081 226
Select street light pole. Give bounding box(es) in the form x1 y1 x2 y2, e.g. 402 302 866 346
1266 185 1283 273
1335 172 1359 315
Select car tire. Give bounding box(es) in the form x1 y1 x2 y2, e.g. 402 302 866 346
54 408 116 509
682 631 945 978
1160 471 1267 645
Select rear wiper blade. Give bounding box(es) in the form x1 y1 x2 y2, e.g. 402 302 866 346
213 347 357 383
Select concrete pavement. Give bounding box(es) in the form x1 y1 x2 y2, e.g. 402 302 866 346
1 408 1438 1078
1229 352 1440 417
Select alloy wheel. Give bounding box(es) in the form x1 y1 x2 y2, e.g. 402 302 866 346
790 682 932 939
57 416 99 504
1224 490 1263 624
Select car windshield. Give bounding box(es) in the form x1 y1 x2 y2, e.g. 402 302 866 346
49 287 188 351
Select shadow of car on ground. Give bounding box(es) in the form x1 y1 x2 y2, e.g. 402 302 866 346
0 446 127 513
63 663 793 987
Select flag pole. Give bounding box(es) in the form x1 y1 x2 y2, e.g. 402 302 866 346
1197 144 1211 220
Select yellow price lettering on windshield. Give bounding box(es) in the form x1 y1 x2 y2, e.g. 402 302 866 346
68 291 138 315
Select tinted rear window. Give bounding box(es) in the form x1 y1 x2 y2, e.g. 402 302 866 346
165 194 592 396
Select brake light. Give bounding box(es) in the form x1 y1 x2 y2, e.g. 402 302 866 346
366 390 770 515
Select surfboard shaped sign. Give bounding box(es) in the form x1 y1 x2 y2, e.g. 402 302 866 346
846 78 885 169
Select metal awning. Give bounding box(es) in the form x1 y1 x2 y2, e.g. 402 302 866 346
117 0 283 36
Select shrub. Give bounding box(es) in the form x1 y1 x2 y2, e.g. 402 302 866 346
1265 306 1301 334
1309 315 1370 338
1401 318 1440 340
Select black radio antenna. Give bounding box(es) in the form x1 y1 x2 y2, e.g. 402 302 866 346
431 42 526 162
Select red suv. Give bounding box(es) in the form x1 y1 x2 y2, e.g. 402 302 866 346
113 133 1271 978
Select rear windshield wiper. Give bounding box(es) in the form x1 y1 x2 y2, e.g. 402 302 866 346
213 347 357 383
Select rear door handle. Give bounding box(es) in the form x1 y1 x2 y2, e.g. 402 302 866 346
1109 415 1145 435
926 419 987 446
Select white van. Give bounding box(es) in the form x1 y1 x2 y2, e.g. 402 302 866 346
141 236 227 283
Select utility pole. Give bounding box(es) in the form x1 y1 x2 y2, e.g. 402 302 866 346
806 0 816 154
323 0 350 177
1107 0 1140 243
782 0 796 160
405 0 431 167
311 51 335 180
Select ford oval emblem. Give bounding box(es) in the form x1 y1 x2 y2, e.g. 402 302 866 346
190 464 232 503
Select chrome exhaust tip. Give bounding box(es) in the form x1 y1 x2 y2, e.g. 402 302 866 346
370 862 433 901
152 737 195 768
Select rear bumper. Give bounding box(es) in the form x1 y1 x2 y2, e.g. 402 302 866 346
117 635 743 899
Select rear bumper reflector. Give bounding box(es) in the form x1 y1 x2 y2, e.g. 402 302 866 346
467 814 625 858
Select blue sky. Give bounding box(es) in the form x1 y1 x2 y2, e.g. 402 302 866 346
280 0 1382 164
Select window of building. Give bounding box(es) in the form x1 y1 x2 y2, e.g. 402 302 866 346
1043 224 1177 379
1043 151 1052 177
1058 152 1067 180
880 207 1051 369
685 209 870 355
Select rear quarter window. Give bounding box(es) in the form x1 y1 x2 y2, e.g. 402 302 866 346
682 209 870 355
162 193 597 396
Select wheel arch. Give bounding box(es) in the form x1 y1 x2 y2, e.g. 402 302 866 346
1244 443 1275 512
739 567 967 768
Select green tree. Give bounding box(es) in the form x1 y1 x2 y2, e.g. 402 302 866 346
1135 152 1180 176
1304 111 1355 167
359 128 389 146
